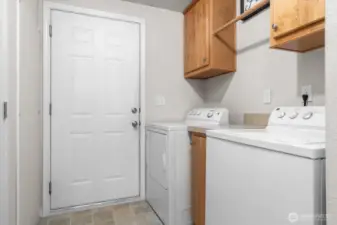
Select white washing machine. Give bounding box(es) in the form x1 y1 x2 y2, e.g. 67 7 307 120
206 107 326 225
145 108 229 225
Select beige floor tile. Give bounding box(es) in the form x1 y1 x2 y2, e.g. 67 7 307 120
112 203 131 212
38 201 162 225
94 209 113 220
145 212 162 225
132 214 148 225
95 221 115 225
71 210 94 225
38 217 49 225
113 208 134 225
131 202 152 215
48 217 71 225
114 204 133 217
130 201 148 208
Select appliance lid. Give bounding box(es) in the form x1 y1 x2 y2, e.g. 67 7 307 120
145 122 226 132
207 128 325 159
146 122 187 131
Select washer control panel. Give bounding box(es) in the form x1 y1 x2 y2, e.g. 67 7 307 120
186 108 229 125
269 107 325 128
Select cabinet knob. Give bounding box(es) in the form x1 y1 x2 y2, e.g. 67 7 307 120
272 24 278 31
202 58 207 63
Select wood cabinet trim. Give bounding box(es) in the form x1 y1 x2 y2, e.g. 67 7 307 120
184 67 231 79
270 20 324 52
184 0 200 14
272 18 325 40
191 134 206 225
190 132 206 137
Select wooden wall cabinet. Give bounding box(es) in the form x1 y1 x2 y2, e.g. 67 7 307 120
184 0 236 79
191 133 207 225
270 0 325 52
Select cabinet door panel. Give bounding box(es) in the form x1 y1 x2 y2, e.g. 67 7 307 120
184 0 210 73
191 134 206 225
272 0 300 38
299 0 325 27
185 8 195 74
191 135 199 225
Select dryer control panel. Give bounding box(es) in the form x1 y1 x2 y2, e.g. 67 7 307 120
186 108 229 125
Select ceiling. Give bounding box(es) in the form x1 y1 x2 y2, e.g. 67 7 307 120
122 0 192 12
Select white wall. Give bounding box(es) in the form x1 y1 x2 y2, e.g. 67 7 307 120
18 0 43 224
123 0 191 12
204 1 325 124
326 0 337 223
45 0 204 123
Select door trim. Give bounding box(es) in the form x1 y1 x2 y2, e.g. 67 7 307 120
42 1 146 217
0 0 9 224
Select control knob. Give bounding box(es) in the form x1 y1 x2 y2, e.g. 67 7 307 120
207 112 214 118
288 112 299 119
278 112 286 118
303 112 313 120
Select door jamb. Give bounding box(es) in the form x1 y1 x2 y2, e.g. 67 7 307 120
42 1 146 217
0 0 9 223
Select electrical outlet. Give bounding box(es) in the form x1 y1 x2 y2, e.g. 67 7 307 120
301 85 313 102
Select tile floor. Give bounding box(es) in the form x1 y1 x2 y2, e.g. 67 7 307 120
38 201 163 225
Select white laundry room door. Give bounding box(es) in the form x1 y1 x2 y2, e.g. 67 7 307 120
50 10 141 209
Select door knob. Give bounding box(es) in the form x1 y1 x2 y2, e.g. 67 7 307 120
131 108 138 114
272 24 278 31
132 121 138 128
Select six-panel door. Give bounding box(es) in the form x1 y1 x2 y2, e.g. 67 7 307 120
50 10 141 209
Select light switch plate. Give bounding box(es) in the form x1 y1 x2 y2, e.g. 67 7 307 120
263 89 271 104
301 85 313 102
155 96 166 106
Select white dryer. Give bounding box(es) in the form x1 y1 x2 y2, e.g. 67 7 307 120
206 107 326 225
145 108 229 225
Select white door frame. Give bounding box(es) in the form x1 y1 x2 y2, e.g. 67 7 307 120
0 0 8 223
42 2 146 217
0 0 11 224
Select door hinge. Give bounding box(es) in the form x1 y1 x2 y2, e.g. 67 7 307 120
49 103 52 116
3 102 7 120
49 25 52 37
49 182 52 195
